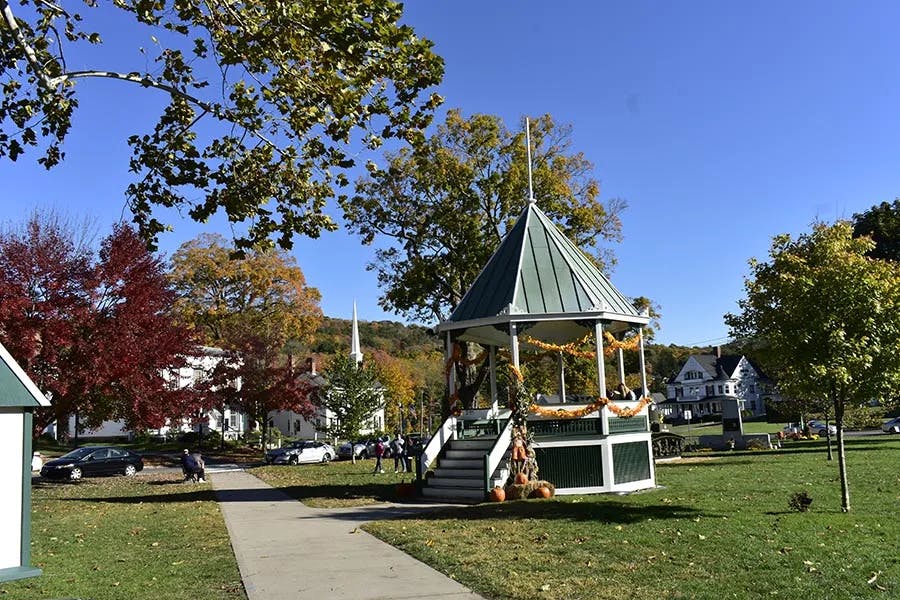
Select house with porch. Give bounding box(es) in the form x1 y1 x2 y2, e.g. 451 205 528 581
418 199 656 501
661 349 779 421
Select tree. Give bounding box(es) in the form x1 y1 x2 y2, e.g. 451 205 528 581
1 0 444 252
0 213 197 435
852 200 900 261
370 349 414 433
342 110 627 409
317 354 384 443
726 222 900 512
169 233 322 446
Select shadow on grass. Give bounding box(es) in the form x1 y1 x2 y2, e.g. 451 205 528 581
384 498 713 525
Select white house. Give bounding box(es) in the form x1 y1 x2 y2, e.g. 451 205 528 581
49 346 250 441
0 341 50 583
662 348 779 420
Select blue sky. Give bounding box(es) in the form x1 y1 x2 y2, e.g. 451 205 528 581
3 1 899 345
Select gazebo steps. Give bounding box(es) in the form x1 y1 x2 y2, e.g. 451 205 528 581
420 436 510 502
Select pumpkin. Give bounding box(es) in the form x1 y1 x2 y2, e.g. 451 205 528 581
514 472 528 485
489 486 506 502
533 486 552 499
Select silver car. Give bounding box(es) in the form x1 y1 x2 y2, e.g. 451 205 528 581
265 440 335 465
882 416 900 433
807 420 837 436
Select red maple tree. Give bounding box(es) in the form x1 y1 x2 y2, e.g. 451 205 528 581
0 214 200 436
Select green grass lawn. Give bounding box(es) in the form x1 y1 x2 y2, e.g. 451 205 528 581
251 458 416 507
0 473 246 600
666 421 788 437
363 437 900 600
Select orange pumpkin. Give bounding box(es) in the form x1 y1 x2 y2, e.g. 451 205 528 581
489 486 506 502
533 486 552 499
514 472 528 485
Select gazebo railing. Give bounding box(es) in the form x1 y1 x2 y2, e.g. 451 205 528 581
482 418 514 492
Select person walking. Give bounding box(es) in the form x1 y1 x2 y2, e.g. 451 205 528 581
373 439 386 474
391 433 405 473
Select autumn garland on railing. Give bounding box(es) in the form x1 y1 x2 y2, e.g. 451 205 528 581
508 364 651 419
520 331 640 359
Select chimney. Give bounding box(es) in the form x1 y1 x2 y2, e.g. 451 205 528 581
305 357 317 375
715 346 722 359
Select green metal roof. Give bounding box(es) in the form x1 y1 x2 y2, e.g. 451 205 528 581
0 343 50 408
447 203 643 325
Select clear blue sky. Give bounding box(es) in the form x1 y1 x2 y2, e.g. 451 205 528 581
3 1 900 345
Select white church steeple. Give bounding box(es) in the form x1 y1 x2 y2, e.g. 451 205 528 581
350 301 363 365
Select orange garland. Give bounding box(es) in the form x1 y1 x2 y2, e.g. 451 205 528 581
529 396 652 419
521 331 640 359
507 364 650 419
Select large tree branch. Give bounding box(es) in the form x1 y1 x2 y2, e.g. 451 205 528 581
44 70 282 154
1 0 56 90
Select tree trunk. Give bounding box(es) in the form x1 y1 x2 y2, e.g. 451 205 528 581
824 410 833 461
455 342 490 409
833 394 850 512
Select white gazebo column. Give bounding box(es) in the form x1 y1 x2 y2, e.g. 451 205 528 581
617 348 626 385
489 345 498 413
593 321 607 395
509 322 520 369
557 351 567 403
594 320 613 491
638 328 648 398
445 331 455 398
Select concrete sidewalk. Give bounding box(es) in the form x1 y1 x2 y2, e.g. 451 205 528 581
210 470 486 600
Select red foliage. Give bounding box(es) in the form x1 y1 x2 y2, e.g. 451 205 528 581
0 216 199 435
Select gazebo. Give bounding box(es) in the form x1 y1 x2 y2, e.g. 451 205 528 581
418 201 656 501
0 341 50 582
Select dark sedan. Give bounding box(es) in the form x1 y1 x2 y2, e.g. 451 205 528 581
40 446 144 481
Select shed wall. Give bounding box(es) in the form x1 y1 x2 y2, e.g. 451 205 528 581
0 409 23 570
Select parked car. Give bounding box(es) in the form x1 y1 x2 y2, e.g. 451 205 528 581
40 446 144 481
882 416 900 433
31 451 43 472
338 440 368 460
265 440 335 465
807 420 837 436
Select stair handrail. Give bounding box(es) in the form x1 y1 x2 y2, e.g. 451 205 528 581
419 414 458 474
482 418 514 492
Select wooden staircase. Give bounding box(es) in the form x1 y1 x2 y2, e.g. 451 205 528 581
421 437 509 502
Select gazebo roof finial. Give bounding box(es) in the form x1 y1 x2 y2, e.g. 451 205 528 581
526 117 535 205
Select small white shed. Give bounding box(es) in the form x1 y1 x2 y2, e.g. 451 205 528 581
0 341 50 582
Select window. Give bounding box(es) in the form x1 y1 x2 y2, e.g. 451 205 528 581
718 385 724 394
749 384 756 393
706 385 714 396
